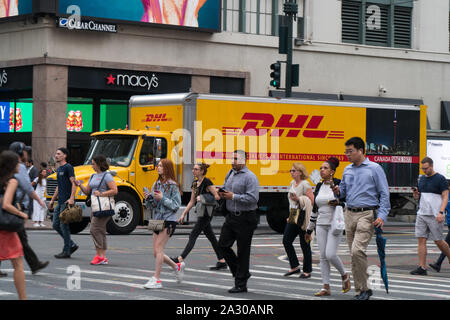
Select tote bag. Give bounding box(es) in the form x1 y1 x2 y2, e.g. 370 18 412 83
331 205 345 236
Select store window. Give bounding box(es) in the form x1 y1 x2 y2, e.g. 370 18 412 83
222 0 279 35
342 0 412 48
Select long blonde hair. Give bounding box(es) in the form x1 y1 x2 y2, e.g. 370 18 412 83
292 162 309 180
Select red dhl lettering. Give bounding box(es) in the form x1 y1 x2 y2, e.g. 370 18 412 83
221 113 344 139
142 113 169 122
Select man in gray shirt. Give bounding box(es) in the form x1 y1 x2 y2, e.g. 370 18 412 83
218 150 259 293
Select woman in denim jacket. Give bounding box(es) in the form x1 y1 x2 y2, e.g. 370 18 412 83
143 159 183 289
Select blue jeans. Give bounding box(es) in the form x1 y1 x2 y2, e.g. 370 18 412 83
53 203 76 254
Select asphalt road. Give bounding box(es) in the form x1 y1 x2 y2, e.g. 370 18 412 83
1 220 450 303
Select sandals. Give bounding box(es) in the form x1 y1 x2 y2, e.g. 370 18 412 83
341 273 351 293
314 288 330 297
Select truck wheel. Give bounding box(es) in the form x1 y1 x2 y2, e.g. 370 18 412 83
69 218 90 234
266 207 289 234
107 192 140 235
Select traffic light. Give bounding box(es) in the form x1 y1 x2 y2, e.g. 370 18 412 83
270 62 281 88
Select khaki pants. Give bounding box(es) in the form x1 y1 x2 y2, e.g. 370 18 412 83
90 214 111 250
344 209 375 294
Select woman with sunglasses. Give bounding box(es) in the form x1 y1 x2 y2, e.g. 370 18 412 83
171 163 226 270
283 163 314 279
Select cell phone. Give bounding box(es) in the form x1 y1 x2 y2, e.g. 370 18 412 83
328 199 339 205
218 188 226 193
143 187 149 194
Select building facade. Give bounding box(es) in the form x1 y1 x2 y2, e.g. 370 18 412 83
0 0 450 165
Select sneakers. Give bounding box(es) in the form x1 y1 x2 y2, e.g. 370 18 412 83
429 263 441 273
90 255 108 265
144 276 162 289
175 262 185 283
410 266 427 275
33 223 40 227
70 244 79 255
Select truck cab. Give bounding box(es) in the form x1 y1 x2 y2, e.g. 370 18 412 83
46 129 172 234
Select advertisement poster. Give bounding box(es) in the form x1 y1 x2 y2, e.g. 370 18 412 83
0 0 32 19
100 104 127 131
58 0 220 31
67 104 93 133
13 102 32 132
427 139 450 179
365 108 420 186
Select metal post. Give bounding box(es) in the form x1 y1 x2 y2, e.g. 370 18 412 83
283 0 297 97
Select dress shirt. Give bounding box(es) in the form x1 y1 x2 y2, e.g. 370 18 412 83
223 166 259 213
339 158 390 221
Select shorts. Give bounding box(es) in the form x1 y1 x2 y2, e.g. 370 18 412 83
154 221 177 237
415 215 444 241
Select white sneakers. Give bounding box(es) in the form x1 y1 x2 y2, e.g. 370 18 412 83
176 262 185 284
143 262 186 289
144 277 162 289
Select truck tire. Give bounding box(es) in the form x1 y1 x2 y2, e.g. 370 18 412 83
107 192 141 235
266 207 289 234
69 218 90 234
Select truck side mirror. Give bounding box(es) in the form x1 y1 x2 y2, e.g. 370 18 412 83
153 138 163 166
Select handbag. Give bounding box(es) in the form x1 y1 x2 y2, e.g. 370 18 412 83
287 208 300 225
147 219 165 232
0 198 24 232
331 205 345 236
91 195 115 217
59 204 83 224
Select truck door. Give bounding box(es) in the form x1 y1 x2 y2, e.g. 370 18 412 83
135 136 167 196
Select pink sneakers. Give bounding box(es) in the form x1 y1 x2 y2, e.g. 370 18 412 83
90 255 108 265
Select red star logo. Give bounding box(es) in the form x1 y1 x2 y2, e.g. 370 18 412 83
106 74 116 85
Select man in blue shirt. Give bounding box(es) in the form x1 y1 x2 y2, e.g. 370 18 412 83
333 137 390 300
218 150 259 293
49 147 79 259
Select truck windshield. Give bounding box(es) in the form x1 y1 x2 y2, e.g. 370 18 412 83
84 136 138 167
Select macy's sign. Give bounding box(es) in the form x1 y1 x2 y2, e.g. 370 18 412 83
106 73 159 91
0 70 7 87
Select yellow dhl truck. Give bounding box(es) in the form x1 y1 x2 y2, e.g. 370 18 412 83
46 93 427 234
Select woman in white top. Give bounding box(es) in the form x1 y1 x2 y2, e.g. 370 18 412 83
305 157 351 296
32 169 47 227
282 162 314 278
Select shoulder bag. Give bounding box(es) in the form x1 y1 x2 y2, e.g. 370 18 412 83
0 198 24 232
91 173 115 218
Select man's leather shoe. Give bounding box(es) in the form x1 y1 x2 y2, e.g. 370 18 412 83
228 286 248 293
32 261 49 275
357 289 372 300
70 245 79 255
54 252 71 259
210 262 228 271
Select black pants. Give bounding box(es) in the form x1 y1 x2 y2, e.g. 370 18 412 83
17 226 41 270
282 223 312 273
436 226 450 266
218 211 258 288
181 215 224 260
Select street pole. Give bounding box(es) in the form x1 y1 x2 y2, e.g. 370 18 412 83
283 0 297 98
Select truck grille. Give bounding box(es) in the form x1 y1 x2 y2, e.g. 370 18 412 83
46 178 57 196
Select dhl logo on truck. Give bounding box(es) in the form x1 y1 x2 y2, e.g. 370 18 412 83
222 113 344 139
142 113 172 122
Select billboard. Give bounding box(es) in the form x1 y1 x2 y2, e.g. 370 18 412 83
67 104 93 133
427 139 450 180
58 0 220 31
0 0 32 19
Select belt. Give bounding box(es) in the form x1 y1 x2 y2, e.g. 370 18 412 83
347 206 379 212
229 210 256 217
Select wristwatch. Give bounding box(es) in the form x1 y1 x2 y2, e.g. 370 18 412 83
439 211 444 215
